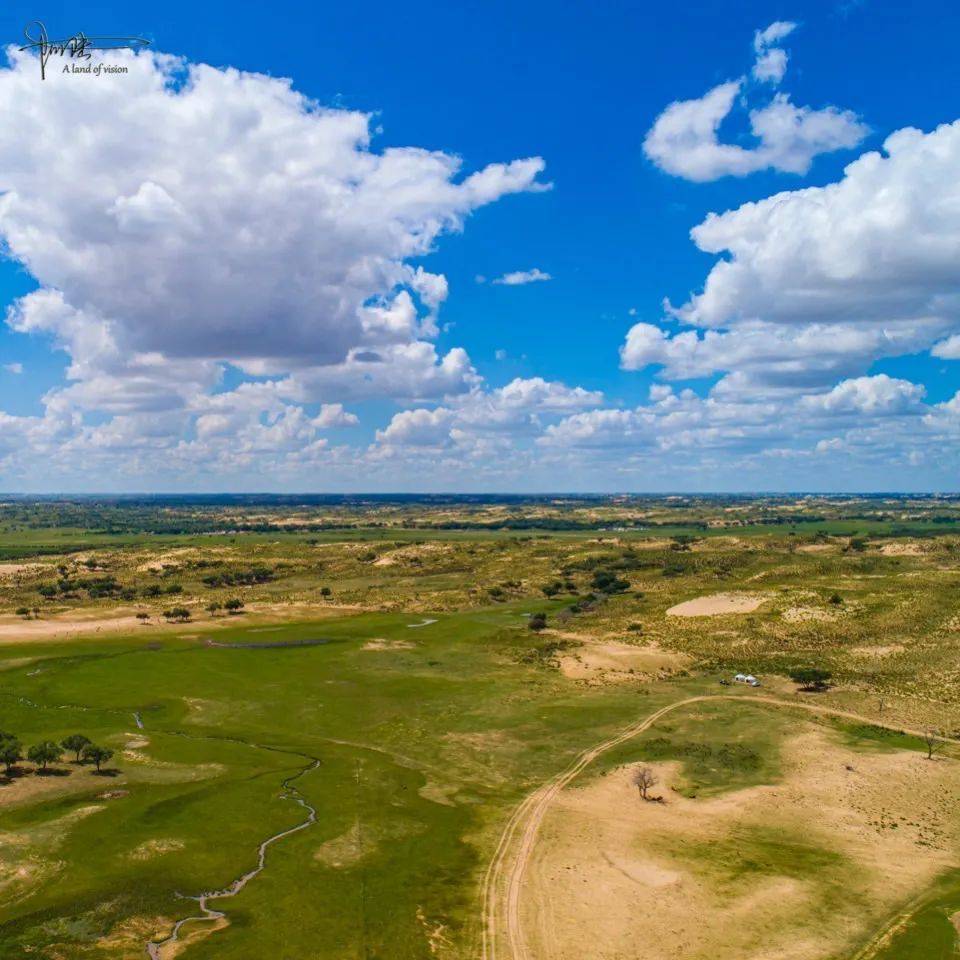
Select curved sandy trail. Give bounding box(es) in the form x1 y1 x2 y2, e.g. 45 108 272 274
146 760 320 959
846 889 932 960
481 692 958 960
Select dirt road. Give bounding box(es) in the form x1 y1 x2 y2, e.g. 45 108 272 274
480 692 956 960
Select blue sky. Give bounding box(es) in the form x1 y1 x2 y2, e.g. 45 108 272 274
0 0 959 490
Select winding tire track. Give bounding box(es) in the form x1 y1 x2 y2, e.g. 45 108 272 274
480 693 959 960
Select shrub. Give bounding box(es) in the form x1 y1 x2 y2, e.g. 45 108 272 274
789 667 832 691
591 570 630 594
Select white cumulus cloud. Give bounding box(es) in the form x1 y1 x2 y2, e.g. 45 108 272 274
626 120 960 396
0 44 553 481
491 268 553 286
643 23 866 182
752 21 796 84
0 47 545 405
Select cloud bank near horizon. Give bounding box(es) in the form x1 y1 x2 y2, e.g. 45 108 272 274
0 36 958 491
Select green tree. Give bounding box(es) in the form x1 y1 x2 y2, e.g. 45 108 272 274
82 744 114 773
0 734 22 775
61 734 91 763
789 667 832 692
224 598 245 613
528 612 548 632
27 740 62 772
591 570 630 594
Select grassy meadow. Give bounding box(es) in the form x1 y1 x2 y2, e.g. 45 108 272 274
0 495 957 959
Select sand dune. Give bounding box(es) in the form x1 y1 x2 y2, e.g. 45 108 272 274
666 593 769 617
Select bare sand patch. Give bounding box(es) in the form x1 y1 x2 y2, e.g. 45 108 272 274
880 541 925 556
372 543 453 567
555 639 690 685
0 611 156 644
0 656 40 671
796 543 834 553
666 593 769 617
0 803 107 898
0 603 350 645
314 821 377 867
362 638 415 651
96 916 175 957
128 838 186 861
629 539 676 551
134 548 201 572
782 606 838 623
0 562 46 578
851 644 906 658
0 770 123 809
151 916 229 960
522 727 960 960
419 780 461 806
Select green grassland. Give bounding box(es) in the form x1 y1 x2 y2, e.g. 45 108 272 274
0 609 701 958
0 496 958 958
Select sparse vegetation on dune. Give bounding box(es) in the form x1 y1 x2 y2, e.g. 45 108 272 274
0 495 958 958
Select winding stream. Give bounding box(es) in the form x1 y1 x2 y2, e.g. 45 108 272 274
146 759 320 958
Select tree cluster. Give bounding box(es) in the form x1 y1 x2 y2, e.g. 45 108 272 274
0 732 116 776
201 566 275 588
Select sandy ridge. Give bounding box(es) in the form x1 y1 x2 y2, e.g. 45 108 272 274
480 693 959 960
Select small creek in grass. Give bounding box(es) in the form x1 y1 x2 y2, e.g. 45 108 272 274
146 758 320 958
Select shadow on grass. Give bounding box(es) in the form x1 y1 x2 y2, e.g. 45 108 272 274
0 765 30 784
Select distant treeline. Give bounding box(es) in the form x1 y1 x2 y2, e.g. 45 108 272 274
1 494 959 542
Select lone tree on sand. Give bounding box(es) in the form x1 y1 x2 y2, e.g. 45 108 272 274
631 765 658 801
82 745 115 774
922 729 944 761
224 598 245 614
61 734 91 763
27 741 62 772
0 734 22 775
